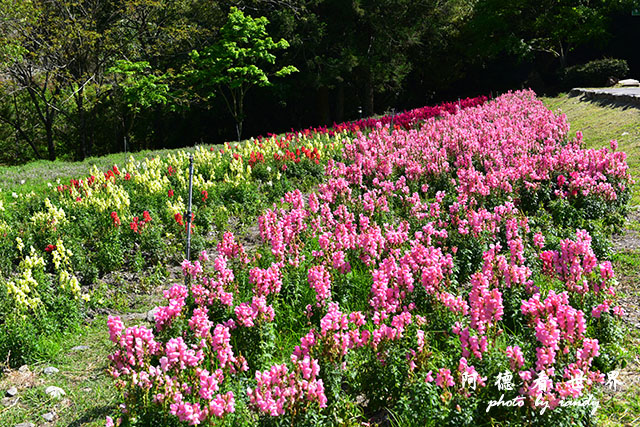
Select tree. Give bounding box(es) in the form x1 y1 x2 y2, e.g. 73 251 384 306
297 0 457 118
0 0 63 160
0 0 118 161
528 0 621 68
186 7 298 140
466 0 632 69
107 59 171 152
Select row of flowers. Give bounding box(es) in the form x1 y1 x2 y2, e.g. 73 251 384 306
0 96 484 366
106 91 631 425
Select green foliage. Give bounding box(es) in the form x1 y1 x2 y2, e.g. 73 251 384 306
94 231 125 274
0 0 635 163
563 58 630 88
185 6 298 139
0 260 81 366
108 60 171 113
465 0 632 72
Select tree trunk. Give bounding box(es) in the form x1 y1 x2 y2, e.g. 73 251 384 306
7 94 42 159
76 88 88 160
335 83 344 123
558 40 567 69
317 86 330 125
235 121 242 141
122 115 129 153
364 70 374 116
25 83 56 160
235 89 244 141
46 124 56 161
45 111 55 161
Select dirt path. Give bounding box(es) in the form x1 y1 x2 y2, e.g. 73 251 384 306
598 208 640 424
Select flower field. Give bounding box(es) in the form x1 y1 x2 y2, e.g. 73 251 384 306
1 91 634 426
0 95 485 366
105 91 630 426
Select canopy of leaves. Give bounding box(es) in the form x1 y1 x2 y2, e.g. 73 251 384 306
187 7 298 101
108 60 170 112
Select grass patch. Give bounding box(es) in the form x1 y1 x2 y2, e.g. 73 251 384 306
0 316 120 426
0 145 220 194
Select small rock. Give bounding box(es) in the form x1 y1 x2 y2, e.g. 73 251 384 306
15 423 35 427
42 412 55 422
18 365 29 373
45 386 65 399
6 386 17 397
82 387 92 393
70 345 89 351
619 78 640 87
43 366 59 375
146 309 156 322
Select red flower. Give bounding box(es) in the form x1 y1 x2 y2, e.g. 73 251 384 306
142 210 152 223
174 213 184 226
130 217 139 233
201 190 208 202
110 211 121 227
113 165 121 175
124 172 131 181
168 189 174 197
45 244 57 253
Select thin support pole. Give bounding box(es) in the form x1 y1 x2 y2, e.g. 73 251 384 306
185 154 194 285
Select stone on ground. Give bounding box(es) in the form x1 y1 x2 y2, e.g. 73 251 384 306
44 386 65 399
619 78 640 87
43 366 59 375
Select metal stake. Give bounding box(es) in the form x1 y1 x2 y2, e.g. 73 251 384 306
185 153 194 266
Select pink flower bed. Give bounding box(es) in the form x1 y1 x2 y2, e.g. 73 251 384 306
107 90 630 425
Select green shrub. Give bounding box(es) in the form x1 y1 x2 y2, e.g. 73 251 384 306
563 58 629 89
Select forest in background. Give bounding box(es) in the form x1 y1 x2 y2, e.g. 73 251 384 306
0 0 638 164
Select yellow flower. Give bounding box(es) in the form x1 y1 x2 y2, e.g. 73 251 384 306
30 198 67 230
16 237 24 253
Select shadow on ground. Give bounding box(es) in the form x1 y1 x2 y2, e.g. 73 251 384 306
68 405 117 427
568 91 640 111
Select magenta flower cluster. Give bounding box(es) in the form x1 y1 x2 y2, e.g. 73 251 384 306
107 90 629 425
